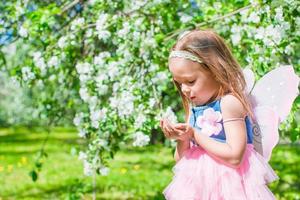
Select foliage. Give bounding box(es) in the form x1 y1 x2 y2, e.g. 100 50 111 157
0 0 299 177
0 127 299 199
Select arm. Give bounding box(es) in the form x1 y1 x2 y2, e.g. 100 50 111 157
160 116 191 162
174 107 192 162
174 140 190 162
192 95 248 168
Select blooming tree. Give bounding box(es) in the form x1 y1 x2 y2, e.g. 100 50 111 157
0 0 299 178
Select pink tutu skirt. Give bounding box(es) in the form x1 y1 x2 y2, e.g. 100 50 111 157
163 144 279 200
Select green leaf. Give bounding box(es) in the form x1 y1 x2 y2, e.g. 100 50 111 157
35 161 43 169
29 170 38 182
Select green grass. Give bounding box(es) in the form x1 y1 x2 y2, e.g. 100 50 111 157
0 127 299 199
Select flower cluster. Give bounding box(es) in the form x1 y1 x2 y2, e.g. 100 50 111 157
2 0 298 179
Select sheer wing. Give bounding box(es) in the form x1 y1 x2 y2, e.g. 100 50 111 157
252 106 279 161
243 68 255 94
250 65 299 122
243 65 299 161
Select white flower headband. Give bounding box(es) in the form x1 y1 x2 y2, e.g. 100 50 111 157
169 50 203 64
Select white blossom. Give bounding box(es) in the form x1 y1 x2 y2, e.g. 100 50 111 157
112 82 120 93
19 26 28 37
58 36 68 48
94 51 110 66
71 17 85 31
79 74 90 83
265 25 282 45
162 107 178 124
73 112 84 126
248 12 260 23
143 36 157 49
95 73 109 83
88 96 98 110
96 84 109 96
240 9 250 23
149 64 158 72
78 151 87 160
47 56 59 68
97 138 108 147
78 128 87 138
134 112 147 128
284 44 293 54
83 160 93 176
94 56 105 66
86 29 93 38
274 6 284 22
109 90 135 117
152 71 168 83
96 13 109 29
90 109 103 122
296 17 300 27
254 27 265 40
132 31 141 43
79 87 90 102
90 108 107 128
49 74 56 81
213 2 222 10
107 61 119 79
97 30 111 41
230 24 242 45
99 166 109 176
21 66 35 81
118 22 131 37
249 0 259 6
76 62 92 74
132 131 150 147
32 52 47 75
179 13 193 23
91 120 99 129
149 98 156 107
15 2 25 17
231 33 241 46
96 13 111 41
134 18 143 27
119 101 134 117
88 0 97 5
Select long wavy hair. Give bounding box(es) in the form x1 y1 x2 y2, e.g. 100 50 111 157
170 29 253 122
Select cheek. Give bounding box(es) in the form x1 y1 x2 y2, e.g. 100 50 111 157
192 84 204 95
194 81 205 91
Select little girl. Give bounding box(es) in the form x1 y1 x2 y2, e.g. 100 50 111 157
160 29 279 199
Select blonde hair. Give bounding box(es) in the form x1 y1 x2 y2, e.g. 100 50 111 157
170 29 253 122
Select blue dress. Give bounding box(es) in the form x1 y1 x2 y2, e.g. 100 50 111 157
163 98 278 200
188 99 253 145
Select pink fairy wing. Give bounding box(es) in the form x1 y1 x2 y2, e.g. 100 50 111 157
250 65 299 122
253 106 279 161
243 68 255 94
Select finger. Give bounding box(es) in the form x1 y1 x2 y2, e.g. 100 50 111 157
166 120 177 132
174 123 187 129
167 124 176 133
176 130 186 136
163 126 171 138
164 118 174 127
166 126 174 136
164 120 174 132
159 120 163 128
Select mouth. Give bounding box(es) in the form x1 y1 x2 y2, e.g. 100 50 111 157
190 96 196 100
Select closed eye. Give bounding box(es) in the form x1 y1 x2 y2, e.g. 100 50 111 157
188 80 195 84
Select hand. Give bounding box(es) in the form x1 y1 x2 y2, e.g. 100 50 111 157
159 118 194 141
174 123 195 141
159 118 184 140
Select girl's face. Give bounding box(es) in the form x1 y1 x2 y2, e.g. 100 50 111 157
169 57 220 106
